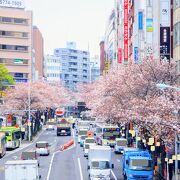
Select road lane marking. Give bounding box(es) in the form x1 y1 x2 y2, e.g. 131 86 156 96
46 151 59 180
111 170 118 180
78 158 83 180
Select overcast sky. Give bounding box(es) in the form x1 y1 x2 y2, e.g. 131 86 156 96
26 0 113 57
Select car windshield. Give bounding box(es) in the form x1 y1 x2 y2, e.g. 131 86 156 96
47 122 55 125
36 143 48 148
79 130 87 135
85 144 90 149
130 159 153 171
91 161 110 169
116 140 127 146
81 136 87 140
85 139 95 143
21 152 36 159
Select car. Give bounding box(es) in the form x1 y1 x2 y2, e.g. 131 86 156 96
35 141 50 156
80 135 88 147
114 138 127 154
83 137 96 157
46 122 55 130
21 151 40 166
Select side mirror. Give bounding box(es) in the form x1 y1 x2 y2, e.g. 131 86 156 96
126 160 129 165
87 165 90 170
112 164 114 169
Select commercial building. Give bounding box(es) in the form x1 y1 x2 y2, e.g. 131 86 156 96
33 26 44 80
174 0 180 71
0 1 33 82
44 55 61 83
54 42 90 91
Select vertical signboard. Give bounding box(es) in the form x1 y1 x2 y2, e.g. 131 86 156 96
118 48 122 64
146 19 153 32
160 0 170 27
160 27 170 60
160 0 170 60
134 47 139 63
138 12 143 30
124 0 128 62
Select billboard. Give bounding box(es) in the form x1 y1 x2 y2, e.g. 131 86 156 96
0 0 25 9
146 19 153 32
160 27 170 60
118 48 122 64
138 12 143 30
124 0 128 62
160 0 170 27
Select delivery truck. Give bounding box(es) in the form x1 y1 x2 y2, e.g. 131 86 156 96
88 145 114 180
123 148 153 180
5 160 41 180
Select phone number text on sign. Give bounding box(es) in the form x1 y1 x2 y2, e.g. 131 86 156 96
0 0 25 9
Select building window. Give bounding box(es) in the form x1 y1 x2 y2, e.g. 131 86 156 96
1 17 12 23
0 58 28 65
174 22 180 47
14 18 27 24
0 44 28 52
174 0 180 8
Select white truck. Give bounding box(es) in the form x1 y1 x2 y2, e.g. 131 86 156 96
88 146 114 180
5 160 41 180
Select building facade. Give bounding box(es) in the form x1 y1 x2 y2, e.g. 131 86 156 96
33 26 44 80
54 42 90 91
174 0 180 71
90 57 100 82
44 55 61 83
99 41 105 75
0 3 33 83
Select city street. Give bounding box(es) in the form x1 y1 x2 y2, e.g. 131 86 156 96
0 128 124 180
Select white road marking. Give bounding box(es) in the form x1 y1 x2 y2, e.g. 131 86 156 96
46 151 59 180
111 170 118 180
78 158 83 180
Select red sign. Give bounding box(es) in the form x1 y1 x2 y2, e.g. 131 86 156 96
118 48 122 64
124 0 128 61
56 111 63 115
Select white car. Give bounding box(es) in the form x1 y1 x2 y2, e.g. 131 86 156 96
84 137 96 157
114 138 127 154
35 141 50 156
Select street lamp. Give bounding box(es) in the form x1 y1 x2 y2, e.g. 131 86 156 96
156 83 180 180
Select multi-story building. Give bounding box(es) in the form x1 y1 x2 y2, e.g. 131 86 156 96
33 26 44 80
90 57 100 82
54 42 90 91
44 55 61 83
174 0 180 71
0 1 33 82
99 40 105 75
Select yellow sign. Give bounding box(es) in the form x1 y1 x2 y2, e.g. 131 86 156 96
105 61 109 74
149 138 154 144
0 91 6 97
169 159 173 164
151 146 155 151
156 142 160 147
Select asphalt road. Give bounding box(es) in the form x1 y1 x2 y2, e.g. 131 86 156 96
0 128 124 180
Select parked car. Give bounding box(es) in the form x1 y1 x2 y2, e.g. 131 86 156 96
114 138 127 154
35 141 50 156
21 151 40 166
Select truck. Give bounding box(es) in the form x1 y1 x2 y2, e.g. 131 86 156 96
56 118 71 136
123 148 153 180
5 160 41 180
88 145 114 180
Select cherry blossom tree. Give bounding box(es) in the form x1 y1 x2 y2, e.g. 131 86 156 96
76 59 180 144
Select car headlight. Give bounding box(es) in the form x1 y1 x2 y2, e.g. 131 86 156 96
128 174 133 178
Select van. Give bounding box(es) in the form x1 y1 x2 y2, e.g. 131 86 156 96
35 141 50 156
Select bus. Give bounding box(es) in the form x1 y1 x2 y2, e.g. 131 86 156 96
0 132 6 157
0 127 21 149
95 124 120 147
